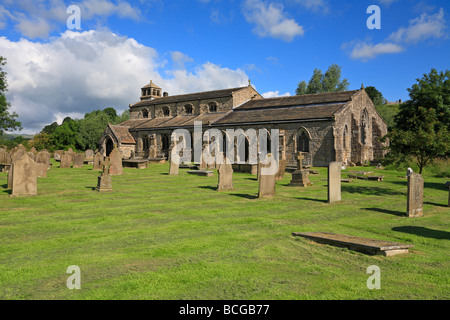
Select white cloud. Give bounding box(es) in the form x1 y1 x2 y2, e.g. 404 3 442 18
262 91 291 98
0 30 249 134
243 0 304 42
345 8 447 61
295 0 329 13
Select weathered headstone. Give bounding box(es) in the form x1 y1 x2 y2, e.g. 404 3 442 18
275 158 287 181
217 157 233 191
289 152 313 187
85 149 94 160
108 147 123 176
54 150 63 160
35 151 51 167
328 161 342 204
30 147 37 154
11 154 37 197
60 154 72 168
96 158 112 192
258 154 276 199
93 152 104 171
73 154 84 168
11 147 27 162
407 173 424 218
169 151 179 175
36 163 48 178
27 152 36 162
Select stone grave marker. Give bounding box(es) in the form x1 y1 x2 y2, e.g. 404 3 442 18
328 161 342 204
85 149 94 160
108 147 123 176
275 158 287 181
407 173 424 218
54 150 63 160
11 154 37 197
35 151 51 168
36 163 48 178
169 150 179 175
60 154 72 168
93 152 104 171
217 157 233 191
289 152 313 187
97 157 112 192
73 154 84 168
258 154 276 199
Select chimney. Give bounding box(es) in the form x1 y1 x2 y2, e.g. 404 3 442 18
163 92 169 97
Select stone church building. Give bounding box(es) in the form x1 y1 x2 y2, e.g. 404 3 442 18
99 80 388 167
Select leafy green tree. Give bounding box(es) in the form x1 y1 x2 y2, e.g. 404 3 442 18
0 56 22 135
382 69 450 174
51 117 80 151
296 64 349 95
365 86 385 106
77 111 110 150
42 122 59 135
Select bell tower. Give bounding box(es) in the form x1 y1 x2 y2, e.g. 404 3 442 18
140 80 162 101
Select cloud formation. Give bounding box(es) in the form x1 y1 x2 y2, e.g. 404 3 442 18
0 30 249 134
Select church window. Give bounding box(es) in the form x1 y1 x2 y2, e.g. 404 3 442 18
297 131 310 153
163 107 170 117
361 109 369 145
142 109 149 119
185 104 193 115
209 102 218 113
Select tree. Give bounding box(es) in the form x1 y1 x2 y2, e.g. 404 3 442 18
365 86 385 106
382 69 450 174
77 111 110 150
0 56 22 135
296 64 349 95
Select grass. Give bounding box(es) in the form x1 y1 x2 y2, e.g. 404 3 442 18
0 161 449 300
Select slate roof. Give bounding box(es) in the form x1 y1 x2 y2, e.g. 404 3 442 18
109 124 136 144
131 86 249 108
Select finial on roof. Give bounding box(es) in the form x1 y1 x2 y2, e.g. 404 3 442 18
361 83 365 90
150 80 153 84
248 79 251 86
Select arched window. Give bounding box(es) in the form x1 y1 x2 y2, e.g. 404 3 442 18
142 109 149 119
361 109 369 145
209 102 218 113
162 134 170 150
297 131 310 153
343 125 349 149
163 107 170 117
185 104 193 115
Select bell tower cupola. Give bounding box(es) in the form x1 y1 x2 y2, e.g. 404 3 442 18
141 80 163 101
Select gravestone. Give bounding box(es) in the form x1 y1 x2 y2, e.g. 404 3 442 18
275 159 287 181
258 154 276 199
93 152 104 171
407 173 424 218
85 149 94 160
169 151 179 175
30 147 37 154
36 163 48 178
35 151 51 168
289 152 313 187
11 154 37 197
108 147 123 176
27 152 36 162
217 157 233 191
96 158 112 192
73 154 84 168
328 162 342 204
60 154 72 168
0 149 7 164
11 147 27 162
54 150 63 160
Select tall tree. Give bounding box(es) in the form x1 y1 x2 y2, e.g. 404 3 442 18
0 56 22 135
365 86 385 106
296 64 349 95
382 69 450 174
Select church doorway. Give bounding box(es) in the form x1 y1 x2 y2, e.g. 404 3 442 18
106 138 114 157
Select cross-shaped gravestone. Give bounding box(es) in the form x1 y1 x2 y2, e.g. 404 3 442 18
102 157 111 174
296 152 305 171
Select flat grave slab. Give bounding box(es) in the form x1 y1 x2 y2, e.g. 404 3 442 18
122 159 148 169
348 174 384 181
187 170 214 177
292 232 413 256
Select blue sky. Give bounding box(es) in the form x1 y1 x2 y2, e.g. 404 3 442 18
0 0 449 134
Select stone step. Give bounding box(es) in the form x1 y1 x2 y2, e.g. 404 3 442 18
292 232 413 256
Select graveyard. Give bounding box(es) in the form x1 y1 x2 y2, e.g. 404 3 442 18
0 158 448 300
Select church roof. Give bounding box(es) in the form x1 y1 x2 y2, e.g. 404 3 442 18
131 86 249 107
109 124 136 144
142 80 161 89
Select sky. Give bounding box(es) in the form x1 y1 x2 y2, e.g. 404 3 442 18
0 0 449 135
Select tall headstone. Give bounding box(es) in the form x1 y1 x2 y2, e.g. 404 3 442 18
85 149 94 160
169 147 179 175
11 147 27 162
217 156 233 191
36 163 48 178
258 154 276 199
108 147 123 176
60 154 72 168
275 159 287 181
35 151 51 168
97 157 112 192
11 154 37 197
328 161 342 204
289 152 313 187
93 152 104 171
73 154 84 168
27 152 36 162
407 173 424 218
54 150 63 160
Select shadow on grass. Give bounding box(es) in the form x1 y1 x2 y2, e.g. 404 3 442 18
85 187 96 191
388 180 448 191
198 186 217 191
363 207 405 217
296 197 328 203
424 201 449 208
246 178 257 181
342 185 404 196
392 226 450 240
230 193 258 200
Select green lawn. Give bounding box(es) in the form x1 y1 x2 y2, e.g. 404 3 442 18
0 161 449 300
